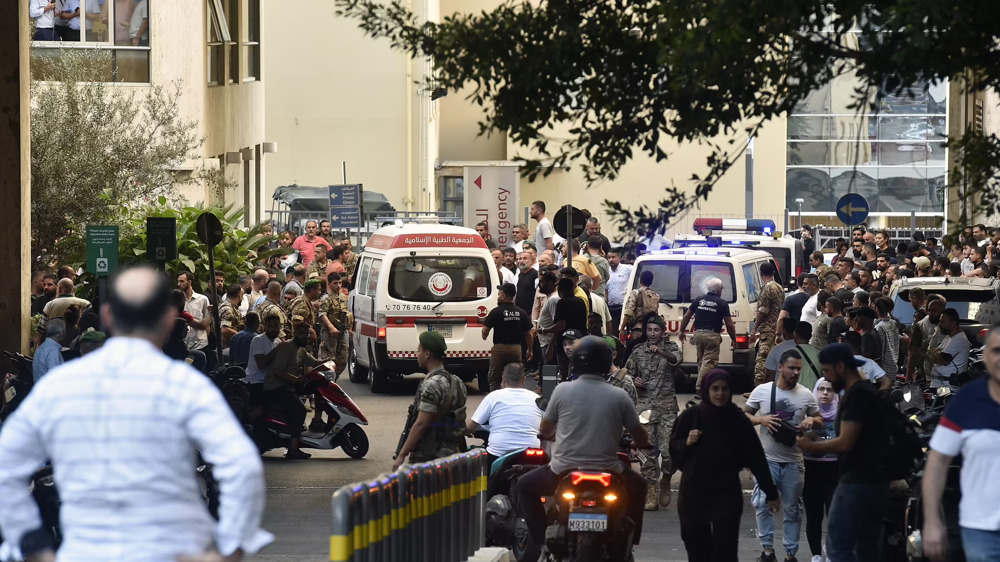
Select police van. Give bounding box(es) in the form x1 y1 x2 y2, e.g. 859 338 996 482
620 247 778 386
348 224 499 393
673 219 803 291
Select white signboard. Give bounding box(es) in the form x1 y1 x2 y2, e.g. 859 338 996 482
463 164 520 250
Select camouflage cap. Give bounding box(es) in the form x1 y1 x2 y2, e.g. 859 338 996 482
418 330 447 354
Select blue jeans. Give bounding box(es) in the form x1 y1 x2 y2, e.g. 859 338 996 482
962 527 1000 562
752 459 804 556
825 481 888 562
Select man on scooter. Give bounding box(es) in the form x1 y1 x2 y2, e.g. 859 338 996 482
516 336 651 560
263 320 323 459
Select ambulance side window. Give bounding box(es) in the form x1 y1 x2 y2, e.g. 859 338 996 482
743 263 761 303
367 259 382 295
356 258 372 296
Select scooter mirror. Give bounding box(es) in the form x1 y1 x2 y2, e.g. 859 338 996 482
535 397 549 412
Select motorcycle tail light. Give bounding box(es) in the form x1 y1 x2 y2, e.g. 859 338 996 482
526 448 544 456
540 497 546 503
604 494 617 502
734 335 749 349
582 500 597 507
570 472 612 487
561 492 575 501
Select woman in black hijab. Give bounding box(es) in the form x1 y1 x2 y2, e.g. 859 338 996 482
670 369 780 562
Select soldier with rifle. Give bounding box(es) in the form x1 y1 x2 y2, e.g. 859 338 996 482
392 331 468 470
318 272 350 374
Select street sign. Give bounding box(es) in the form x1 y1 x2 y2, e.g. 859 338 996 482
86 225 119 276
836 193 870 225
146 217 177 261
195 212 224 247
328 184 362 207
330 206 363 229
553 205 586 239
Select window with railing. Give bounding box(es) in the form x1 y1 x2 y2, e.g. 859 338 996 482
208 0 260 86
244 0 260 81
29 0 151 83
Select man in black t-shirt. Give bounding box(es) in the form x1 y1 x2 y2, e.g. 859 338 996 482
678 277 737 390
799 343 889 562
777 273 817 341
514 251 539 313
540 278 589 380
482 283 533 391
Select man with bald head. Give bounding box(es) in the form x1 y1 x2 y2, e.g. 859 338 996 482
41 277 91 325
679 277 737 391
249 268 269 309
0 266 272 561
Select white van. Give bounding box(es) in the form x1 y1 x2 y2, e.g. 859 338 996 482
348 224 499 392
619 247 778 386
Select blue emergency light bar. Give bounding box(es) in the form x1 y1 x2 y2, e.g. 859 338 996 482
693 218 776 236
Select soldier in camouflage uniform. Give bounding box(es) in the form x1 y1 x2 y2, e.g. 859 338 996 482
620 270 661 339
285 279 321 342
341 239 358 279
256 281 288 339
751 262 785 388
604 336 637 404
218 284 245 348
625 314 681 511
318 272 350 376
305 250 331 281
392 331 468 470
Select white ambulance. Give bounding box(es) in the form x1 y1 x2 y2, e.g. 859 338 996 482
620 247 778 388
347 224 499 393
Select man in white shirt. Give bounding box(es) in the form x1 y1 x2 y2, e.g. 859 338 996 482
606 248 632 325
178 271 213 367
930 309 970 389
511 224 528 254
246 315 282 417
466 363 542 466
534 273 560 365
0 266 271 562
30 0 58 40
530 201 555 253
128 0 148 46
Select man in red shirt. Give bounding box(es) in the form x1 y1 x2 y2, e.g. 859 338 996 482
292 220 333 266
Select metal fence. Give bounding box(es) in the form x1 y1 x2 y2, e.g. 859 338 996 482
330 450 489 562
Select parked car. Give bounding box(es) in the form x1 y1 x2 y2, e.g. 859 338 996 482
888 276 1000 345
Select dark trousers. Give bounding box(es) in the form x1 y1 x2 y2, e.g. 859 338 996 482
56 26 80 41
517 466 647 547
804 460 839 556
826 480 889 562
680 514 742 562
609 305 623 336
33 27 56 40
265 387 306 439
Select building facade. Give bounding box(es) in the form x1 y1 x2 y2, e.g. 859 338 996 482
30 0 273 223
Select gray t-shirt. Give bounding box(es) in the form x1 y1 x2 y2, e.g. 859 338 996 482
545 375 639 474
746 382 820 463
764 339 797 371
535 217 555 253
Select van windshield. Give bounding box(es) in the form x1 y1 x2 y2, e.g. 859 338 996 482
388 256 492 302
632 261 737 303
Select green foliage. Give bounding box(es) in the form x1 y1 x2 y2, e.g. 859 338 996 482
30 48 201 262
64 202 290 298
334 0 1000 236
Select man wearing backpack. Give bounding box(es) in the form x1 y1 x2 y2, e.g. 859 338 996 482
798 343 890 562
620 270 660 339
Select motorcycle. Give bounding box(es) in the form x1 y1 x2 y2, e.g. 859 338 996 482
484 446 550 559
0 463 63 561
541 469 636 562
1 351 34 422
249 361 370 458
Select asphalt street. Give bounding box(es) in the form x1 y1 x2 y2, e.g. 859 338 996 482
248 373 800 562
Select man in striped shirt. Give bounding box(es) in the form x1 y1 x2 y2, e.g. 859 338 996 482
0 267 272 562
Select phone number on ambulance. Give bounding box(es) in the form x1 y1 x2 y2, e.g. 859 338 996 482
385 304 435 311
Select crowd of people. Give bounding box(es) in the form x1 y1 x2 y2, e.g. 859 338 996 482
29 0 149 45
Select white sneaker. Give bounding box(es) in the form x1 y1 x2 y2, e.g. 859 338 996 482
811 556 823 562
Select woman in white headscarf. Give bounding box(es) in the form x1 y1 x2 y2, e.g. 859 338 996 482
803 378 840 562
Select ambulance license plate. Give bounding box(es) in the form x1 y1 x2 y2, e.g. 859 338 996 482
568 512 607 532
427 324 452 338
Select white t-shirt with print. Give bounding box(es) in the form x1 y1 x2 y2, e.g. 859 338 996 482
746 382 820 463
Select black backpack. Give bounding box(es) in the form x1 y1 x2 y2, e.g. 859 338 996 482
880 397 925 481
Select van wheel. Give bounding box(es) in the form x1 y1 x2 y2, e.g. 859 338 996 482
368 346 389 394
477 369 491 394
348 340 367 384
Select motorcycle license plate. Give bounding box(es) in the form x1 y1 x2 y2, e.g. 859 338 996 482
568 512 607 532
427 324 453 338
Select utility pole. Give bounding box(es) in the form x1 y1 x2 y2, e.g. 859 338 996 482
0 0 31 353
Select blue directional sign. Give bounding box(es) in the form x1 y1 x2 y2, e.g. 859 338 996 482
330 206 362 229
328 184 361 207
836 193 870 226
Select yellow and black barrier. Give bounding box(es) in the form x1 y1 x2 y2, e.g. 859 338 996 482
331 449 489 562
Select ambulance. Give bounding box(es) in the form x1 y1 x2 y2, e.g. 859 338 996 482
673 218 804 291
621 247 779 388
348 224 499 393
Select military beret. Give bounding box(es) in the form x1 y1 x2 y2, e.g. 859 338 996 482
79 328 106 343
419 330 447 354
644 314 666 328
304 279 322 291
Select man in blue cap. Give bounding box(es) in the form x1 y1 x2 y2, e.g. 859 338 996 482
392 331 468 471
798 343 890 562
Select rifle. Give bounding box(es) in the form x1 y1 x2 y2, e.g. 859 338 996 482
393 402 418 460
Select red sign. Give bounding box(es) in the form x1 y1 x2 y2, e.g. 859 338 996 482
476 306 488 318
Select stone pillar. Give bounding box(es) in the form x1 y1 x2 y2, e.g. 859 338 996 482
0 0 31 353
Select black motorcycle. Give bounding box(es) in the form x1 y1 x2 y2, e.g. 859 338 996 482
541 469 635 562
484 445 550 559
